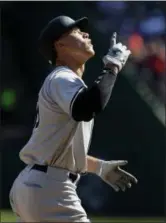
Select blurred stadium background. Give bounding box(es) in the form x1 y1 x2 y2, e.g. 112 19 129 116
0 1 165 222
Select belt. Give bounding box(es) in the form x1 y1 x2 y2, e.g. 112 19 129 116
31 164 79 183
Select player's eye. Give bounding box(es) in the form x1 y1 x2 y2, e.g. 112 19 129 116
73 29 80 33
76 29 82 34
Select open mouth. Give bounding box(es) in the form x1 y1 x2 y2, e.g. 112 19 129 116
87 39 92 45
88 41 93 47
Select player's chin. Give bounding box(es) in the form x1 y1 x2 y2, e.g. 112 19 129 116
86 48 95 58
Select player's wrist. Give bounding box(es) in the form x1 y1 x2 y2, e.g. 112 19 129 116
87 155 104 175
93 159 105 176
103 65 119 76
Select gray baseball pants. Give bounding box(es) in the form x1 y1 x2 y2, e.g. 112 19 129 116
9 165 90 222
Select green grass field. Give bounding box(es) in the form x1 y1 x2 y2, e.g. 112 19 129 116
1 210 165 222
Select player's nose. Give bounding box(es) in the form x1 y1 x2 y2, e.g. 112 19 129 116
83 32 89 39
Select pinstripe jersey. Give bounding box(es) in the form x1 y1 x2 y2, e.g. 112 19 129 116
19 66 94 173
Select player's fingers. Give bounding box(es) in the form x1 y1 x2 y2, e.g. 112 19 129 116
126 173 137 184
118 176 132 188
123 182 132 189
123 45 127 50
126 49 131 56
116 43 123 48
116 173 133 190
118 168 138 184
106 180 120 192
112 184 120 192
115 160 128 167
110 32 117 48
116 181 126 192
127 183 132 188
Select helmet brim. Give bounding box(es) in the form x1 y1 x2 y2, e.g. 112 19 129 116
73 17 88 31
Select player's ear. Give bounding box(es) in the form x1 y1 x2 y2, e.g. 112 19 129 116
54 38 65 49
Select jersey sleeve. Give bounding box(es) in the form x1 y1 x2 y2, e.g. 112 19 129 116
49 70 86 115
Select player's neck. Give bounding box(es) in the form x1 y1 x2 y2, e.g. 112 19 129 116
56 57 85 78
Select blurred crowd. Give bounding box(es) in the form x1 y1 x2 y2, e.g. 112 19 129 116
129 34 165 104
93 1 165 104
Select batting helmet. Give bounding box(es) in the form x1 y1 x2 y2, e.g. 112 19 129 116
38 15 88 64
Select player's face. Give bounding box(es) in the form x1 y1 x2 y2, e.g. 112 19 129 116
55 28 95 60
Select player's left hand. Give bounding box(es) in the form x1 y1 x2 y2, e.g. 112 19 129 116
102 32 131 74
95 160 138 192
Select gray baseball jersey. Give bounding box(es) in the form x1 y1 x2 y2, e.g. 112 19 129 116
19 66 94 173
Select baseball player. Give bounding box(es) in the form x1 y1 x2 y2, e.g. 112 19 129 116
9 15 138 222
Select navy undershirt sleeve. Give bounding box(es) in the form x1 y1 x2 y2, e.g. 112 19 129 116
71 69 117 122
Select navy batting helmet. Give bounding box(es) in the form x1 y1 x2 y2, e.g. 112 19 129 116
38 15 88 64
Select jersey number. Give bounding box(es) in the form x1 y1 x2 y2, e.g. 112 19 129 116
34 104 40 129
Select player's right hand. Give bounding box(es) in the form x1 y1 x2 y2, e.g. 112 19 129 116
95 160 138 192
102 32 131 74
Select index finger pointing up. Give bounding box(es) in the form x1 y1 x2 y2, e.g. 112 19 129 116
110 32 117 47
